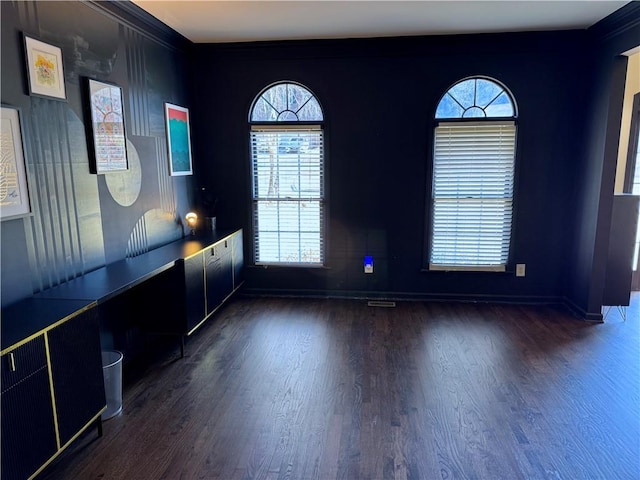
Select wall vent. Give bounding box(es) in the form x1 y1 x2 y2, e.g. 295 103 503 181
367 300 396 308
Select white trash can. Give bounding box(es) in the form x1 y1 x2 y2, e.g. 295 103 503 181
101 350 123 420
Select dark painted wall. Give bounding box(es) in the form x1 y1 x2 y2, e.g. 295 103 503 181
566 4 640 318
1 1 193 307
2 1 637 319
191 32 589 304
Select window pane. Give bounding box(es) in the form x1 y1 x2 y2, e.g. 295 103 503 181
475 79 503 108
485 92 514 117
300 232 322 263
448 79 476 109
278 201 300 232
251 126 324 265
432 199 512 266
435 94 464 119
279 232 301 262
463 106 485 118
256 201 278 230
296 97 323 121
300 201 320 231
253 203 323 264
278 111 298 121
262 84 288 113
256 230 280 263
287 84 312 112
251 97 279 122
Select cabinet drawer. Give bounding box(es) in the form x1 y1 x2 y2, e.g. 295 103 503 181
1 336 48 393
207 239 231 260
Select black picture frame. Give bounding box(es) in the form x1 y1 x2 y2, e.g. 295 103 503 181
84 78 129 174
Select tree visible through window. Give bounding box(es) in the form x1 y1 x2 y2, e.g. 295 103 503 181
430 77 517 271
249 82 324 265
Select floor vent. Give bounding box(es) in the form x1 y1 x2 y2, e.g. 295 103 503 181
367 300 396 308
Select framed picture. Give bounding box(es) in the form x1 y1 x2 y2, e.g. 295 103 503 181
0 106 32 220
164 103 193 176
23 34 66 100
85 78 128 174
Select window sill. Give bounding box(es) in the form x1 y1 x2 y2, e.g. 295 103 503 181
424 265 507 273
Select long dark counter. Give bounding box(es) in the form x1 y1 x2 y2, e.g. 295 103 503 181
1 297 96 352
33 231 234 304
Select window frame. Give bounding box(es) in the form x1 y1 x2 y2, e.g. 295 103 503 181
427 76 518 272
249 81 326 267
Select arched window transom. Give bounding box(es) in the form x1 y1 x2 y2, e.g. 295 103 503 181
435 77 515 119
250 83 323 122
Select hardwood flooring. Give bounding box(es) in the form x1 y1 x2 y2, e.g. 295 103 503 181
40 294 639 479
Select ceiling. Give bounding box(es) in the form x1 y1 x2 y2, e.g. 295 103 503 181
130 0 630 44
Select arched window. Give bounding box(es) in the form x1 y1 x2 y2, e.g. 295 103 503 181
430 77 517 271
249 82 325 265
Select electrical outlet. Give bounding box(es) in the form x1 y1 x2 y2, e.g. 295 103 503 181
516 263 526 277
364 256 374 274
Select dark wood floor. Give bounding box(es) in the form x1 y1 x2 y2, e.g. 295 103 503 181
41 294 639 480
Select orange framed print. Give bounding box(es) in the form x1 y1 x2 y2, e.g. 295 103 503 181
23 34 67 100
0 106 32 220
164 103 193 176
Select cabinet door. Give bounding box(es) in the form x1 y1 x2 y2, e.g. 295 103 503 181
231 229 244 288
184 253 206 332
48 307 106 446
205 241 233 316
1 336 58 480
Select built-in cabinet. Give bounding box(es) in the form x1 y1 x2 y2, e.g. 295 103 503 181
36 229 244 361
1 336 57 480
1 229 244 477
204 238 234 321
146 230 243 355
1 300 105 480
48 310 107 445
184 253 207 332
181 237 235 334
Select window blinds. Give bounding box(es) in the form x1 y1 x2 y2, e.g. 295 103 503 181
430 121 516 271
250 127 324 265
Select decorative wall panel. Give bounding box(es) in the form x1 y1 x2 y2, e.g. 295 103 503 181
156 137 176 214
124 27 150 137
104 139 142 206
126 208 181 258
24 99 104 293
1 0 192 306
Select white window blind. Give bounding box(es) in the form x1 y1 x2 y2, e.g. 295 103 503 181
430 121 516 271
251 127 324 265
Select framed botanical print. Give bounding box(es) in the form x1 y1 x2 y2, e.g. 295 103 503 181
0 106 32 220
23 34 67 100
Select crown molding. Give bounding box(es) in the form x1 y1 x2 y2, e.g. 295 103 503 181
84 0 192 52
588 1 640 41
